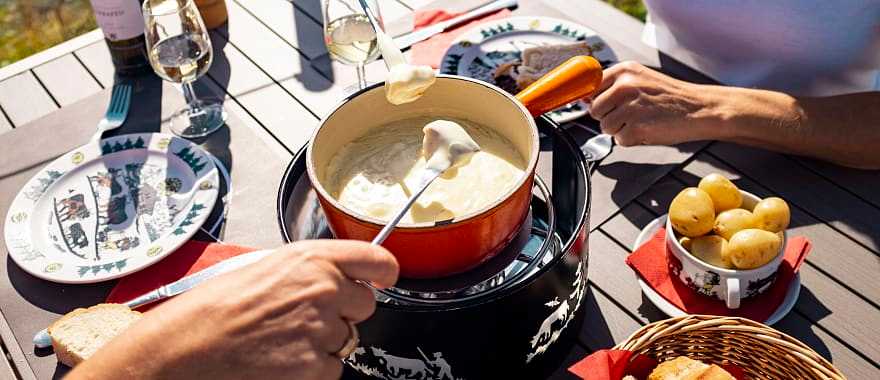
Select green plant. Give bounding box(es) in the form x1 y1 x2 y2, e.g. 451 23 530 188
0 0 97 67
603 0 647 22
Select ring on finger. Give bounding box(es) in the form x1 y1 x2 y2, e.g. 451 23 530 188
333 320 359 359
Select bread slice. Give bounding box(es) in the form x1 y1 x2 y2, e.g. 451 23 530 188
48 303 142 367
649 357 710 380
683 365 736 380
648 357 735 380
493 41 598 93
517 42 598 89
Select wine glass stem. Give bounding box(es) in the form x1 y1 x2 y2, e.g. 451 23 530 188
182 80 201 111
356 63 367 89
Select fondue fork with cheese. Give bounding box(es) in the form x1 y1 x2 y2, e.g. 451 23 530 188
357 0 436 104
422 120 481 172
327 117 525 225
369 120 481 244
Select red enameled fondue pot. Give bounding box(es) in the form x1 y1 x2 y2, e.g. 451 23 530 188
306 56 602 278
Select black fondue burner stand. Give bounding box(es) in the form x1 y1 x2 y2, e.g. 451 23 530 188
277 116 591 380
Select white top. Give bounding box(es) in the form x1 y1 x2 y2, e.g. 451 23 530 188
641 0 880 96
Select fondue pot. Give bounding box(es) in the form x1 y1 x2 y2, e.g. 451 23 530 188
278 115 591 379
306 56 601 278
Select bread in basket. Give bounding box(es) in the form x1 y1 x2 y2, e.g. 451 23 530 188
614 315 845 380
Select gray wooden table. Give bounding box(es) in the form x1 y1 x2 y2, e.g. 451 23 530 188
0 0 878 379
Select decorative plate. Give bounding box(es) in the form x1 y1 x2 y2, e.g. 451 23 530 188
4 133 219 284
440 16 617 124
634 215 800 325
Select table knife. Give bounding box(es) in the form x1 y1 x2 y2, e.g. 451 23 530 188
33 249 274 348
393 0 518 49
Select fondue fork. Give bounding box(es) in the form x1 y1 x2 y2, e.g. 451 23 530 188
358 0 404 69
370 168 443 245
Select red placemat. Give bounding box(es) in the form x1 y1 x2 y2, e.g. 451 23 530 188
626 228 810 321
106 240 257 311
410 8 512 68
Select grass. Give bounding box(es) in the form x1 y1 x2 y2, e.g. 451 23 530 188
0 0 648 68
603 0 647 21
0 0 97 67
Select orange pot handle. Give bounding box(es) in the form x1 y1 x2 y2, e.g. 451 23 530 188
515 55 603 117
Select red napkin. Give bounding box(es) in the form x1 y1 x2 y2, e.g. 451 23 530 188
626 228 811 322
410 8 513 68
568 349 655 380
568 349 747 380
106 241 257 311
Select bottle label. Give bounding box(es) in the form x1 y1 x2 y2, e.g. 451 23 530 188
91 0 145 41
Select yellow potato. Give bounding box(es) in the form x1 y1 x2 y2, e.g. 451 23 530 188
690 235 732 269
726 229 782 269
753 197 790 232
679 237 693 251
713 208 756 240
669 187 716 237
698 173 742 212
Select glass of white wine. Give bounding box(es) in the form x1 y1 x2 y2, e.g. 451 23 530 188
323 0 382 91
143 0 225 138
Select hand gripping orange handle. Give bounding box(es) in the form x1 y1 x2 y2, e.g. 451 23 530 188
515 55 603 117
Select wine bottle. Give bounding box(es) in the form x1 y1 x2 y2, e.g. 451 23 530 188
89 0 151 76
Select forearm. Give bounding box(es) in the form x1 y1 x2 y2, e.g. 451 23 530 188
697 86 880 169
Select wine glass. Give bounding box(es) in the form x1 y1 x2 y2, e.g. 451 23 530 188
322 0 383 91
143 0 226 138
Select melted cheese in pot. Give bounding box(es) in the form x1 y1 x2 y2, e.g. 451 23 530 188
326 117 526 224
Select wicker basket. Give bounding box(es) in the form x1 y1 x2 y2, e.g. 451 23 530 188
614 315 846 380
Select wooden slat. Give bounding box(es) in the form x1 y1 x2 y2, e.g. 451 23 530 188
579 285 645 350
203 33 318 152
0 71 57 126
587 140 707 231
286 0 414 35
709 143 880 254
32 54 102 106
598 202 656 251
0 108 11 133
0 309 33 380
588 230 669 323
215 1 342 117
74 41 116 88
199 70 295 160
0 356 15 380
771 317 880 380
229 0 329 60
393 0 415 10
602 188 880 378
794 157 880 209
232 84 318 151
0 29 103 82
635 176 682 216
631 168 880 363
397 0 434 10
548 343 588 380
674 153 880 304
